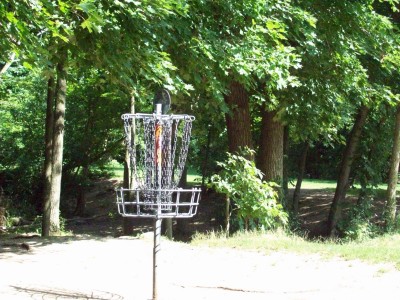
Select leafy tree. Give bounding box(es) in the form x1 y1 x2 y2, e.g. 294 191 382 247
384 105 400 230
2 0 194 235
270 0 400 234
62 68 128 215
0 65 47 213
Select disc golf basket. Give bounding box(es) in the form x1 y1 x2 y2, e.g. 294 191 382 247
115 90 201 300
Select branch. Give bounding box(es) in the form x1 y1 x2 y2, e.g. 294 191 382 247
0 52 16 78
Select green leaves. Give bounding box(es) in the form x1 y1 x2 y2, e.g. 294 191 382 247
210 149 288 230
77 0 105 33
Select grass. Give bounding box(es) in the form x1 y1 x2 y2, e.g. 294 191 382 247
191 230 400 269
104 160 202 185
106 161 398 193
293 179 337 190
292 179 400 198
298 178 400 191
187 169 202 185
104 160 124 180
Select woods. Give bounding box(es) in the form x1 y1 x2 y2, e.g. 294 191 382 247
1 0 400 239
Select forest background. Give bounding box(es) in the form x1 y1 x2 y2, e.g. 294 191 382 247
1 0 400 240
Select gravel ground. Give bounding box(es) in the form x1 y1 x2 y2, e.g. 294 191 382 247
1 235 400 300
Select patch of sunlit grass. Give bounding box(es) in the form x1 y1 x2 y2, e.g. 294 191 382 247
191 230 400 269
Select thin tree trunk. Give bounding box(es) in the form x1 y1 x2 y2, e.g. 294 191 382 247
201 125 212 188
257 107 284 184
43 49 68 236
0 206 5 229
282 126 290 203
384 105 400 229
42 75 56 236
225 196 230 237
327 105 369 236
0 52 16 78
74 164 89 216
356 115 387 209
123 94 135 235
224 81 253 155
292 142 309 216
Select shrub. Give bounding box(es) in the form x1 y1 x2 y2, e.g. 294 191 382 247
338 194 379 241
210 150 287 231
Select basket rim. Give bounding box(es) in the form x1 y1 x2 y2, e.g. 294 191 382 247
121 113 195 121
115 187 201 193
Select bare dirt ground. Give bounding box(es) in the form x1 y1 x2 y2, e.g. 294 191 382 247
1 179 400 300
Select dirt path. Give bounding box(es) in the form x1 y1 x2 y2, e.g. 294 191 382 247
1 235 400 300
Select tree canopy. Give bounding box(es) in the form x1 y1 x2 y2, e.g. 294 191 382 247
1 0 400 238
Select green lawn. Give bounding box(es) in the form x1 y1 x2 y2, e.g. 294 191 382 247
107 161 397 193
105 160 202 185
292 179 337 190
104 160 124 180
291 179 400 198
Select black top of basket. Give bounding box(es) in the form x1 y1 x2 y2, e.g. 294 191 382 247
153 88 171 114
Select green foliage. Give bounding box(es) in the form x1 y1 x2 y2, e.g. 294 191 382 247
63 68 127 169
0 65 47 212
352 105 394 189
337 194 379 241
283 0 400 146
210 149 288 230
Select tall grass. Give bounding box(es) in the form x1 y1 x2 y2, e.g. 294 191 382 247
191 230 400 269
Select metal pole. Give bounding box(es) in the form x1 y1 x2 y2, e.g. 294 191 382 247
153 103 163 300
153 218 162 300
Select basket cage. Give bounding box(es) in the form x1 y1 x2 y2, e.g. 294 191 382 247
116 188 201 219
116 111 200 218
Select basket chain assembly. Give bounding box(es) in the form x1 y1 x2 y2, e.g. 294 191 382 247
116 112 200 219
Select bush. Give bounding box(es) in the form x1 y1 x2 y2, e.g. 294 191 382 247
337 195 379 241
210 150 288 231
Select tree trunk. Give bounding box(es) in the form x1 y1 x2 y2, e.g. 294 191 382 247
42 49 68 236
123 94 135 235
356 116 384 209
201 125 212 188
384 105 400 229
74 164 88 216
327 105 369 236
0 206 5 229
42 75 56 236
225 196 230 237
257 107 284 184
282 126 290 203
0 52 16 77
224 81 253 155
292 142 309 216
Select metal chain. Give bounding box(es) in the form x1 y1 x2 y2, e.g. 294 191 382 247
122 114 194 209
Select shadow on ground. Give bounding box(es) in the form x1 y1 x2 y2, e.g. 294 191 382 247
3 179 396 243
